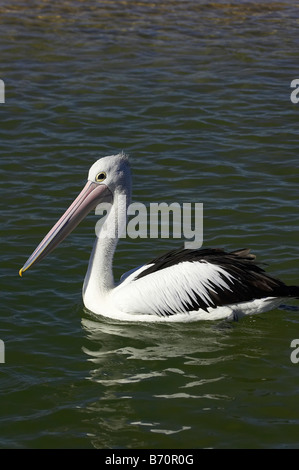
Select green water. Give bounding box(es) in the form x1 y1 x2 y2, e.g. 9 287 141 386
1 0 299 449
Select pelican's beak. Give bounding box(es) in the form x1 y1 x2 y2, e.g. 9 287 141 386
19 181 112 277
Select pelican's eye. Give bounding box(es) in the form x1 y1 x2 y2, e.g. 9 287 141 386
95 171 107 182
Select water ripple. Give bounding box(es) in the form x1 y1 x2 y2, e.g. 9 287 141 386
1 0 299 449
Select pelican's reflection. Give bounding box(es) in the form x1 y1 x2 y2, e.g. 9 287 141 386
80 312 263 448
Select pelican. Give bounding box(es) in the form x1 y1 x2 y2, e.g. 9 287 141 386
19 153 299 322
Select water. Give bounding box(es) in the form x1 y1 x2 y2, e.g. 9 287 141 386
1 0 299 449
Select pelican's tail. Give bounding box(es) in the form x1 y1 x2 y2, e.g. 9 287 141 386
286 285 299 299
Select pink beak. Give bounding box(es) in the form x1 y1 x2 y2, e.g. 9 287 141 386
19 181 112 276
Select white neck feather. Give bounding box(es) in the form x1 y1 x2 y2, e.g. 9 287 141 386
82 187 130 308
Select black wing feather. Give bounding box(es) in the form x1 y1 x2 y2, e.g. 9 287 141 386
134 247 298 316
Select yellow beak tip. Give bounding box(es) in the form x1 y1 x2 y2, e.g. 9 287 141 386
19 268 23 277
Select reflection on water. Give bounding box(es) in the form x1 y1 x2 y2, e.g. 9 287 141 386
80 313 268 448
82 314 234 364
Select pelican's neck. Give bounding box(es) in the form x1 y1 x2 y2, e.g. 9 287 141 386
82 188 130 306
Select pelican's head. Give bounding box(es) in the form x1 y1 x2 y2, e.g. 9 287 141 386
88 152 131 197
19 153 131 276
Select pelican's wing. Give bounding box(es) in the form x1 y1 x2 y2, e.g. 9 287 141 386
112 248 288 317
119 265 144 283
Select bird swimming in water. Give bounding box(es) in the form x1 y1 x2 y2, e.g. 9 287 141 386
19 153 299 322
